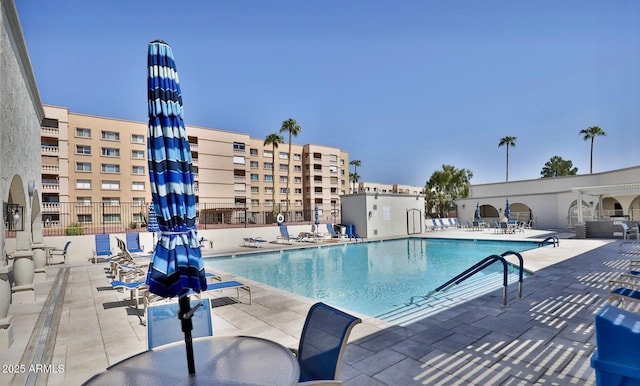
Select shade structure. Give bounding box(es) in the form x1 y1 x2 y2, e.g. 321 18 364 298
146 40 206 375
505 198 511 220
475 202 482 221
314 205 320 225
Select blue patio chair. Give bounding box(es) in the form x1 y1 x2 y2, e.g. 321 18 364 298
49 240 71 264
292 302 362 385
125 232 144 254
93 234 113 263
146 298 213 349
277 223 300 244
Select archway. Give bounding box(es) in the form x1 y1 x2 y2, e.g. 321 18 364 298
568 200 593 227
510 202 532 222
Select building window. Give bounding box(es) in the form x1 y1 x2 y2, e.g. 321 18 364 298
295 188 302 194
279 176 288 183
329 154 338 162
234 183 246 192
132 197 146 206
294 165 302 172
279 152 288 159
102 197 120 206
250 161 259 168
101 147 120 157
132 182 145 191
103 214 121 223
77 214 92 223
76 128 91 138
294 177 302 183
76 180 91 189
329 166 338 173
251 199 259 206
264 162 273 170
131 134 144 144
76 145 91 155
101 164 120 173
131 150 145 159
315 187 323 193
250 174 259 181
233 142 245 151
42 118 59 128
264 175 273 182
101 131 120 141
280 188 287 194
101 180 120 190
263 150 273 158
265 199 274 206
233 156 245 165
250 148 258 156
132 165 145 175
293 153 301 161
76 162 91 172
250 187 259 193
279 164 288 171
264 187 273 194
77 197 92 205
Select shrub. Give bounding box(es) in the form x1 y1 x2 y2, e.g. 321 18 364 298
65 222 83 236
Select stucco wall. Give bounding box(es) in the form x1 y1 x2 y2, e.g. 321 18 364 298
342 193 425 238
0 0 43 252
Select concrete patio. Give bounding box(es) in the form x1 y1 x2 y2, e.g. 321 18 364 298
1 229 637 385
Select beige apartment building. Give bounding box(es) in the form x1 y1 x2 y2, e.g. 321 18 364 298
40 105 349 233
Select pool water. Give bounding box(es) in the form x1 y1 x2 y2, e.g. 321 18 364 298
204 238 537 317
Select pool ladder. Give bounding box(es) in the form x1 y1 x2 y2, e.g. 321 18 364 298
418 251 525 307
539 235 560 247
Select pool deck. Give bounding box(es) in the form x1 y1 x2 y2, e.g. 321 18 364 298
2 228 638 385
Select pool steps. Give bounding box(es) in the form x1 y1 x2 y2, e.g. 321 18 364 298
377 272 521 326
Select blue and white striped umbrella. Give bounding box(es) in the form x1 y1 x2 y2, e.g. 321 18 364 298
146 40 206 300
147 202 160 232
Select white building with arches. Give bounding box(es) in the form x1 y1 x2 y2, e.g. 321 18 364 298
456 165 640 230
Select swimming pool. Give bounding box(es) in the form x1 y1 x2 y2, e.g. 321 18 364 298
204 238 538 318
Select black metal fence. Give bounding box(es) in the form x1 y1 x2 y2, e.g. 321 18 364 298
6 202 342 237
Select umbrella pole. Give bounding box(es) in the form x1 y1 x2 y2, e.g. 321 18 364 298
179 295 196 375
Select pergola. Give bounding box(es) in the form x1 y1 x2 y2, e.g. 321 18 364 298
572 182 640 223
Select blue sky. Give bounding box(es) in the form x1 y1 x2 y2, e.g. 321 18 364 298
16 0 640 186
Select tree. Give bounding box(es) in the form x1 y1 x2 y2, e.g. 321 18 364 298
540 156 578 178
279 118 301 219
425 165 473 217
349 160 361 193
349 172 360 193
579 126 606 174
264 133 284 219
498 136 517 182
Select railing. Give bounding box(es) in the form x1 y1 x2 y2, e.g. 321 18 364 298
41 127 59 137
42 164 60 173
41 145 59 155
539 235 559 248
418 251 525 307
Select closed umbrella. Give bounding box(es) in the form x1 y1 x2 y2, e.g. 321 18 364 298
505 198 511 220
314 205 320 225
475 202 482 221
146 40 207 375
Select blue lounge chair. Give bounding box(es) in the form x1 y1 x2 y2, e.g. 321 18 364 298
277 223 300 244
111 279 148 316
93 234 113 263
243 237 268 248
146 298 213 349
182 280 252 304
125 232 144 254
292 302 362 385
49 241 71 264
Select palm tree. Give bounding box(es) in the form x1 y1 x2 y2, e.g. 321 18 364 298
498 136 517 182
349 172 360 193
579 126 606 174
264 133 284 220
349 160 361 193
279 118 301 220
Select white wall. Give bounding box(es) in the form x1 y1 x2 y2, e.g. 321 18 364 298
342 193 425 238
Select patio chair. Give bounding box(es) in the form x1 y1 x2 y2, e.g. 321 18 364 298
48 240 71 264
292 302 362 385
608 275 640 308
125 232 144 255
277 223 301 244
93 234 113 263
243 237 268 248
621 223 640 240
111 279 148 316
146 298 213 349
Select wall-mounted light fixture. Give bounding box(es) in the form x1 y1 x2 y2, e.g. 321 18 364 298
4 203 24 231
462 204 465 209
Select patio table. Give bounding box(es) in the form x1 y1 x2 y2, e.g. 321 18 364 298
83 335 300 385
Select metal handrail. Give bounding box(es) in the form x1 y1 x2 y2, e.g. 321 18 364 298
539 235 559 248
429 251 526 307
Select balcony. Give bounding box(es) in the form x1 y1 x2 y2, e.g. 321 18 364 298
42 183 60 193
42 202 60 213
41 145 59 155
41 127 59 137
42 164 60 173
189 142 198 150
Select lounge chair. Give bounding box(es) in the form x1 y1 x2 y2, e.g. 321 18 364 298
277 223 301 244
111 279 148 317
48 241 71 264
291 302 362 385
621 223 640 240
326 224 347 239
93 234 114 263
146 298 213 349
243 237 268 248
125 232 144 255
608 275 640 308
